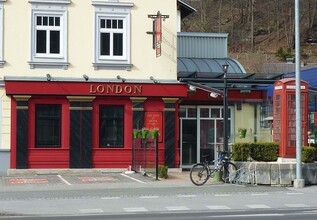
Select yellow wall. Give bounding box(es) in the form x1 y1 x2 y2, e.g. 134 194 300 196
1 0 177 80
233 103 272 143
0 88 10 150
0 0 178 151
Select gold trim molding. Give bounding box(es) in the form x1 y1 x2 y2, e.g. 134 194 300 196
162 98 179 103
67 96 96 102
13 95 31 102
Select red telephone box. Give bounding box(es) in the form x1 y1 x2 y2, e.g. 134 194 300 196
273 78 308 158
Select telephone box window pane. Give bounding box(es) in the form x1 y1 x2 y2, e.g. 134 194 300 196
100 33 110 55
36 30 47 53
99 106 124 148
36 104 61 148
50 31 60 54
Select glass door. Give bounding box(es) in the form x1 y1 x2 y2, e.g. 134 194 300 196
181 119 197 166
199 119 215 162
180 106 232 168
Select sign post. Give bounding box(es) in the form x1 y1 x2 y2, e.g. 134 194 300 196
146 11 169 57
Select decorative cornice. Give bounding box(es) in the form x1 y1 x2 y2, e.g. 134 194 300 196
162 98 179 103
29 0 71 4
91 0 133 7
13 95 32 102
130 97 147 103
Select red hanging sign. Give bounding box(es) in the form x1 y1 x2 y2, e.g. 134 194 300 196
147 11 169 58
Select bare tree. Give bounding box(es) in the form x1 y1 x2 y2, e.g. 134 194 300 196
250 0 255 51
218 0 223 32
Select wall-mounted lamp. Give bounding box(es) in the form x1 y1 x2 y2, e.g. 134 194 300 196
83 74 89 81
240 89 251 94
117 75 126 83
209 92 219 98
150 76 158 84
46 74 51 81
188 85 196 92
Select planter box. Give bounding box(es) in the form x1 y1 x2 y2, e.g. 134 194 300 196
234 161 317 186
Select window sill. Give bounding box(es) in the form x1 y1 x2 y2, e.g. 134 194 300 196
29 61 69 70
93 63 132 71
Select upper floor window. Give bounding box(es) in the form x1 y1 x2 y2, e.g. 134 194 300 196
36 15 62 55
0 1 5 67
92 1 133 70
100 18 124 57
29 0 70 69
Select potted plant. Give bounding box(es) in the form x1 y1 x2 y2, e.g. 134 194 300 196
150 128 159 139
239 128 247 138
133 129 140 139
141 127 149 139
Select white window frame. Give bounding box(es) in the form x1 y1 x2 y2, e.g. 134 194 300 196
92 1 133 71
0 1 5 68
29 0 70 69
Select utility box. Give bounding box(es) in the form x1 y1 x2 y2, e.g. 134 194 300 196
273 78 308 158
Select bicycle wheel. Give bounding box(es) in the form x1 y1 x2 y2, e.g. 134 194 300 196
190 163 210 186
220 162 237 183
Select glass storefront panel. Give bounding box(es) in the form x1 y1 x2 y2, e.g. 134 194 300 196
181 119 197 165
200 120 215 162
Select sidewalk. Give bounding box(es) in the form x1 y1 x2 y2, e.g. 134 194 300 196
0 169 194 192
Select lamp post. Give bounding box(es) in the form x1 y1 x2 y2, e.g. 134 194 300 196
222 63 229 183
222 63 229 153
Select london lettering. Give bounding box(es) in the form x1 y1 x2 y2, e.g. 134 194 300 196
89 84 142 95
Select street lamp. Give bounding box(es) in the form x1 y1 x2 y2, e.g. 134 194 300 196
222 63 229 153
222 62 229 183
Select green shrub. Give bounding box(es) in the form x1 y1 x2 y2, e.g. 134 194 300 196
158 165 168 179
309 143 317 149
231 142 251 161
250 142 279 161
302 146 317 163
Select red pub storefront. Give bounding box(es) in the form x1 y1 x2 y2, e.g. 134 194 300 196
4 79 188 169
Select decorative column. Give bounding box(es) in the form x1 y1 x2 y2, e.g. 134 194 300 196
163 98 178 168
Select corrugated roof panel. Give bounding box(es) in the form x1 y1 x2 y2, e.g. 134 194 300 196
177 58 246 76
177 32 228 58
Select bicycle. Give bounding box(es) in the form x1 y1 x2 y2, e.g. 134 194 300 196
190 151 237 186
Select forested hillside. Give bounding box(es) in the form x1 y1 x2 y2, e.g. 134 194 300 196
181 0 317 73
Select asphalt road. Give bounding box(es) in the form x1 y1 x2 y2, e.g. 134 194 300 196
1 209 317 220
0 172 317 218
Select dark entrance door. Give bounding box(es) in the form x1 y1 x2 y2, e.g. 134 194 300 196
70 102 92 168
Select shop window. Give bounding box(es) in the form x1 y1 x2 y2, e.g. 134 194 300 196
99 105 124 148
29 0 70 69
92 1 133 70
35 104 61 148
260 104 273 129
